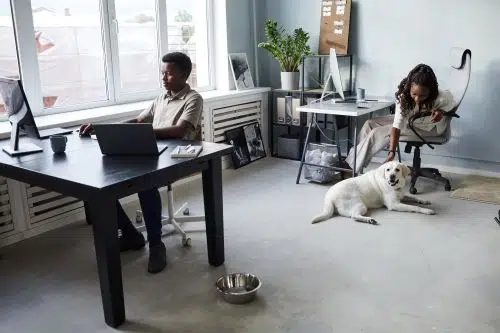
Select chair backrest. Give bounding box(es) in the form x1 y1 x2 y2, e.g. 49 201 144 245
448 47 472 113
442 48 471 140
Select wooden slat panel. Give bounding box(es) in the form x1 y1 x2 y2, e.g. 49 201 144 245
0 205 11 214
30 196 79 215
0 194 9 203
0 223 14 235
29 207 85 228
28 191 62 206
27 186 46 197
0 214 12 225
213 114 261 136
214 103 260 117
30 201 84 224
212 102 260 115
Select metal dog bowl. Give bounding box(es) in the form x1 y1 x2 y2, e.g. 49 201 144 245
215 273 261 304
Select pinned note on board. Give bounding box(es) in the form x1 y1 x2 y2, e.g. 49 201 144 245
319 0 352 55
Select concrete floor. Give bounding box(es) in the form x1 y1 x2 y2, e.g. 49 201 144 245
1 158 500 333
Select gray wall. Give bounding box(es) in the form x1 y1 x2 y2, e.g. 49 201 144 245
226 0 257 84
255 0 500 170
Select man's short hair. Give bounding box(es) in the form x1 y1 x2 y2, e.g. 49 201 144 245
162 52 192 78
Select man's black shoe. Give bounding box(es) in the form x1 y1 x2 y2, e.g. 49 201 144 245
148 242 167 274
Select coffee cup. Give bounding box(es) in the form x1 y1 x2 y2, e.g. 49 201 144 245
50 135 67 154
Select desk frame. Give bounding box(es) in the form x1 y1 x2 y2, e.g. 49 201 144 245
0 136 231 328
295 101 395 184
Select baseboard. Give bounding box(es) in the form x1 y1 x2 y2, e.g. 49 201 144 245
371 156 500 178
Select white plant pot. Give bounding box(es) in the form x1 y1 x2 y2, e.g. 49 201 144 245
280 71 300 90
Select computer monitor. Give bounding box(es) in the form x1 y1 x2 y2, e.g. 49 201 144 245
320 48 348 103
0 76 43 156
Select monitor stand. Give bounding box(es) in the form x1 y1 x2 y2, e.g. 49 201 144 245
2 142 43 156
2 123 43 156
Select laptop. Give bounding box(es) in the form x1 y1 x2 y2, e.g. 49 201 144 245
93 123 168 155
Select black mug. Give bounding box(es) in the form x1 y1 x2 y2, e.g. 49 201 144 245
50 135 67 154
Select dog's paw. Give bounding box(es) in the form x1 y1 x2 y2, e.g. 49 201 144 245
421 208 435 215
419 200 432 205
369 219 379 225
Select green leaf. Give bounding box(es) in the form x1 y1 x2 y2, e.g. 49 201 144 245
257 19 313 72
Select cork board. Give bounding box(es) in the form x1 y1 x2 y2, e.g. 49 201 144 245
319 0 352 55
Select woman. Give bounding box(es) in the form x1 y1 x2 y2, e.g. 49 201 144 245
344 64 456 173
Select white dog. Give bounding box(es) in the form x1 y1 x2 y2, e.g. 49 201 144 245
311 161 435 225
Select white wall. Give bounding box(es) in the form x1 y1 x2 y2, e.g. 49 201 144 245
256 0 500 172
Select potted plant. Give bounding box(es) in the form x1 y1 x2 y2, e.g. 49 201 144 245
258 19 312 90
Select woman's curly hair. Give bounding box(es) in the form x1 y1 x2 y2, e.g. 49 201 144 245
395 64 439 115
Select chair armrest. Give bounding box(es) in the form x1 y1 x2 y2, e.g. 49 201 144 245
408 111 435 149
406 109 458 149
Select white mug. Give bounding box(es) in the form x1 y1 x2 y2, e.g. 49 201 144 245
356 88 366 102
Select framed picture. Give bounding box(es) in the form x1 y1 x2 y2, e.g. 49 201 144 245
228 53 254 90
225 127 251 169
242 122 266 162
225 122 266 169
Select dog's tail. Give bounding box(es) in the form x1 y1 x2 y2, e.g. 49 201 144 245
311 201 335 224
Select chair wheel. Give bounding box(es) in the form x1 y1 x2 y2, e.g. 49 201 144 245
409 187 417 195
183 208 190 216
182 237 191 247
445 183 452 191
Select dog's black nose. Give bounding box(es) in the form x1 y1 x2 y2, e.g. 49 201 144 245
389 174 396 181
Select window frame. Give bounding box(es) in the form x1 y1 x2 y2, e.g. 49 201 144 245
5 0 214 118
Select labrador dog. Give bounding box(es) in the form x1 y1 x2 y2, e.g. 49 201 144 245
311 161 435 225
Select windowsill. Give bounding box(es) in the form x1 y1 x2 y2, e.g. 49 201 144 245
0 87 270 140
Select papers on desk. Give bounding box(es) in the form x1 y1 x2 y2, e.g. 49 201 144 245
170 145 203 158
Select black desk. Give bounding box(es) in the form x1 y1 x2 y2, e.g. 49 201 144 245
0 133 233 328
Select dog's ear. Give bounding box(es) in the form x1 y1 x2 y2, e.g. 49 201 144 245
401 164 411 178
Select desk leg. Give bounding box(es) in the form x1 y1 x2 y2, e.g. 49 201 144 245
296 112 315 184
84 202 92 225
87 196 125 328
202 157 224 266
353 117 358 177
347 117 353 152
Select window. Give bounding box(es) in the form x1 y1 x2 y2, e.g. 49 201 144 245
166 0 210 89
114 0 160 94
31 1 108 108
0 0 19 115
2 0 213 117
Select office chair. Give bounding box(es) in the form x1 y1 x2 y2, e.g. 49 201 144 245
399 47 472 194
135 183 205 247
135 128 205 247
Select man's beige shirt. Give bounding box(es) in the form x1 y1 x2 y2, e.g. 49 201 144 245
138 84 203 140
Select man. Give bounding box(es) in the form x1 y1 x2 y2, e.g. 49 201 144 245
79 52 203 274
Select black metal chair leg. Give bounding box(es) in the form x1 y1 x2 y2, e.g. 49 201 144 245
409 146 421 194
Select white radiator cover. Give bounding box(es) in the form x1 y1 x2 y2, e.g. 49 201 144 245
0 177 13 236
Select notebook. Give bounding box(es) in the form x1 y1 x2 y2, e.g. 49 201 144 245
170 145 203 158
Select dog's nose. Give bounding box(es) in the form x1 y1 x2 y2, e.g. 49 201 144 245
389 174 396 181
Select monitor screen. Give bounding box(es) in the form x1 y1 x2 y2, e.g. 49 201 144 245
0 76 39 139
